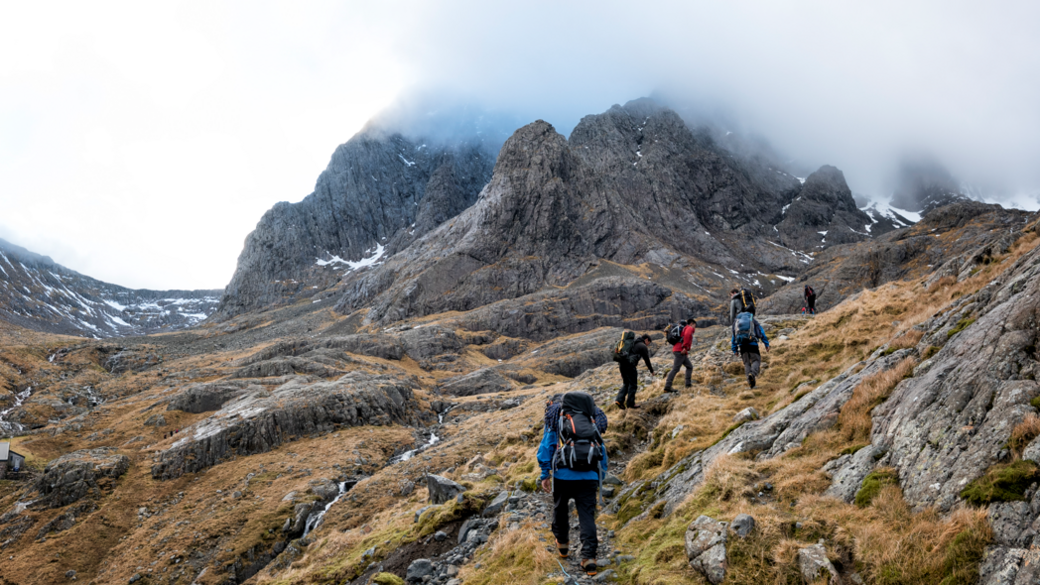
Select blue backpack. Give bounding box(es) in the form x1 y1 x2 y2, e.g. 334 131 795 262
735 312 756 346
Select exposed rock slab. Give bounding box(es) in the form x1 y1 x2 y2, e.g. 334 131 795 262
34 448 130 509
151 372 420 479
438 368 513 396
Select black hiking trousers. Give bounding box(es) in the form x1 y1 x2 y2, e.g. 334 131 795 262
664 351 693 389
616 362 638 407
552 478 599 560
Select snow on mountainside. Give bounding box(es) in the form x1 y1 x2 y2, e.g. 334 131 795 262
0 238 220 338
859 200 919 236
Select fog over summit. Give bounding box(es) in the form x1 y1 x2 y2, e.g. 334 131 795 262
1 1 1038 289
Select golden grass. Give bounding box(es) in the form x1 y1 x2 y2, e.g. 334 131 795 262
457 521 556 585
1009 413 1040 459
837 357 917 445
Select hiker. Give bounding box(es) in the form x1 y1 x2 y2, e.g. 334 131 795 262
804 285 817 315
538 392 609 577
729 287 757 324
663 318 696 393
614 333 655 410
731 311 769 388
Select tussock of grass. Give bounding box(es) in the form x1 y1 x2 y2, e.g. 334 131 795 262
960 460 1040 506
1009 413 1040 458
457 521 554 585
855 468 898 507
370 572 405 585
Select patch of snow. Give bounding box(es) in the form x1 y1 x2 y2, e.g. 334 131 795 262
315 244 387 271
818 231 828 236
782 204 791 215
796 177 806 184
102 298 127 311
775 274 796 283
108 315 131 327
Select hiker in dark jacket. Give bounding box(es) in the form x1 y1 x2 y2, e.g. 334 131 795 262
731 313 769 388
804 285 817 315
663 318 695 393
729 288 756 323
615 334 654 409
538 392 609 576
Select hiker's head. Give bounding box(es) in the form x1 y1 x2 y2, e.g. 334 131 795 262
687 318 697 326
641 334 652 344
730 288 739 297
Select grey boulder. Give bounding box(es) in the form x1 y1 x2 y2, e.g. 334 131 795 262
426 474 466 505
685 515 727 584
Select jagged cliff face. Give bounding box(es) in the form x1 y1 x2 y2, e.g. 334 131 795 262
0 238 220 338
328 100 872 329
215 133 496 318
775 165 873 251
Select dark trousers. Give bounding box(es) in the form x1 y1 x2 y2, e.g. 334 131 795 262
616 363 638 406
740 347 761 376
664 352 693 388
806 295 816 314
552 479 599 559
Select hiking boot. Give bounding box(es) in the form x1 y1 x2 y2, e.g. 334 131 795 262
581 559 598 576
748 374 756 389
614 400 626 410
684 382 693 388
555 540 568 558
662 386 676 393
627 403 641 409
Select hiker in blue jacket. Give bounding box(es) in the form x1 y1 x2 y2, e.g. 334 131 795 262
538 392 609 576
732 312 769 389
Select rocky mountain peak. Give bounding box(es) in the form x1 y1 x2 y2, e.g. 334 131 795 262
215 130 496 319
775 165 872 251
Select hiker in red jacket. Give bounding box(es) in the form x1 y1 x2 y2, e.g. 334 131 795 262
663 318 695 393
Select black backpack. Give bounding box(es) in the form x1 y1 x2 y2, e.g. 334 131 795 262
551 392 604 472
612 331 636 363
737 288 757 315
666 323 684 345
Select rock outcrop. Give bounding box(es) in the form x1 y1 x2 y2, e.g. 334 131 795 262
33 448 130 509
685 515 728 584
151 372 420 479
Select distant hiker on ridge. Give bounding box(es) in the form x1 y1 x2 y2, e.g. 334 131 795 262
663 318 696 393
732 311 769 389
613 332 655 409
538 391 609 577
729 287 756 324
804 284 817 315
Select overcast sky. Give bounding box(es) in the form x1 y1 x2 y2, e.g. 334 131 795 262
2 1 1038 290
